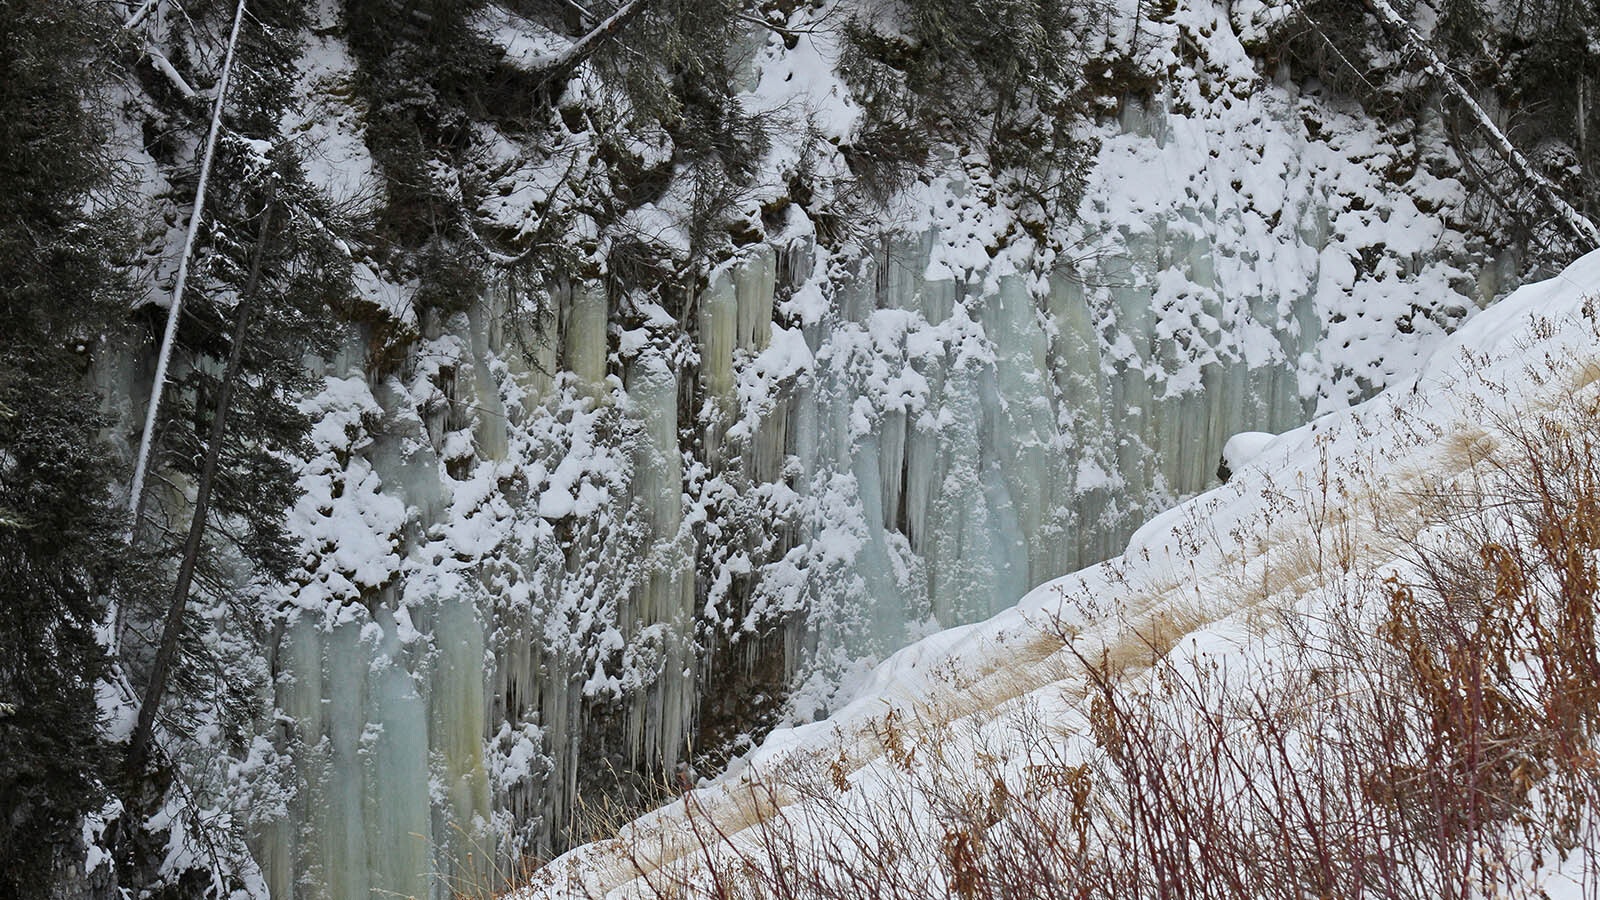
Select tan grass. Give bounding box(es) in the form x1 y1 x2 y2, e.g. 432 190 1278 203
519 345 1600 899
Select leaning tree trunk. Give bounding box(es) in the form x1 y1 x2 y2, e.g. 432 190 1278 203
114 0 250 665
1362 0 1600 249
535 0 651 85
127 0 249 534
126 201 275 775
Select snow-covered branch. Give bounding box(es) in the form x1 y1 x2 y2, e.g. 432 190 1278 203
124 0 160 31
1360 0 1600 249
533 0 650 80
144 46 196 98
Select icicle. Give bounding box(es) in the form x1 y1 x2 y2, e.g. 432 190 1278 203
979 274 1056 583
429 597 492 884
362 613 431 900
624 348 697 773
561 281 608 392
699 268 739 464
465 300 510 460
734 246 775 351
321 619 373 900
699 269 739 398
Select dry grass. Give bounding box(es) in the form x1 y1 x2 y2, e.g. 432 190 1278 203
511 346 1600 899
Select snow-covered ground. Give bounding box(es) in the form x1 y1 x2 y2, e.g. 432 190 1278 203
101 0 1584 893
519 248 1600 898
252 0 1553 891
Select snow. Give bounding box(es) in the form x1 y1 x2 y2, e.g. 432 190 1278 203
287 376 407 610
1220 430 1277 475
477 4 571 72
282 14 378 212
103 0 1592 892
524 244 1600 900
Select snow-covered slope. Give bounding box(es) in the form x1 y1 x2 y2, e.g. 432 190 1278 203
101 0 1567 894
520 248 1600 898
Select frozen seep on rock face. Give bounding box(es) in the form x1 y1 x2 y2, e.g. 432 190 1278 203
242 2 1525 895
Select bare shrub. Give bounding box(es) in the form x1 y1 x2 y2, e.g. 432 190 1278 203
521 380 1600 900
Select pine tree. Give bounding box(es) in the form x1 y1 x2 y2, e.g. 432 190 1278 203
837 0 1100 218
96 7 353 892
344 0 496 313
0 1 147 895
123 0 351 776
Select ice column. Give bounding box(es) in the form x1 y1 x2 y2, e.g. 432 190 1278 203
623 348 695 771
561 281 608 392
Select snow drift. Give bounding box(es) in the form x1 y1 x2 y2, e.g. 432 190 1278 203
520 247 1600 898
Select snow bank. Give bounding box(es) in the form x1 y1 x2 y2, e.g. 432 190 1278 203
523 247 1600 898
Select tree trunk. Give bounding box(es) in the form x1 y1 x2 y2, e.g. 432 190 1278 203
126 201 275 775
1361 0 1600 249
127 0 250 537
535 0 651 84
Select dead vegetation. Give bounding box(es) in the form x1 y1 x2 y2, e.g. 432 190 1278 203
510 347 1600 899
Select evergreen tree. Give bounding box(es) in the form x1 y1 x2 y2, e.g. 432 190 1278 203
103 2 351 888
0 1 144 895
344 0 496 313
837 0 1102 218
124 0 350 769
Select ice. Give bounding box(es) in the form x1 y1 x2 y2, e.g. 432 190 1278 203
527 246 1600 900
560 282 608 393
247 1 1527 892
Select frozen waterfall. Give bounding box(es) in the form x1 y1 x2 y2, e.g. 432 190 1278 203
250 86 1502 900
